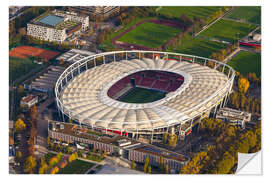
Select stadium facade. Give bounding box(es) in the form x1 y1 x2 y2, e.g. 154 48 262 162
55 51 235 143
27 9 89 43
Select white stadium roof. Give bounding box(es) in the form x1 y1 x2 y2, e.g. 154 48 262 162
59 57 231 132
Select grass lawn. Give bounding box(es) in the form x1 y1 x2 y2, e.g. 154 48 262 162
227 51 261 77
9 57 41 84
119 87 166 103
117 22 181 48
198 19 257 43
155 6 221 20
58 160 95 174
169 37 227 58
226 6 261 24
101 17 155 50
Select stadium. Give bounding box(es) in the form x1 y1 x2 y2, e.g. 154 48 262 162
55 51 235 143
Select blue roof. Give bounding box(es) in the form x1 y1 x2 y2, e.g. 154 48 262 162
38 15 64 26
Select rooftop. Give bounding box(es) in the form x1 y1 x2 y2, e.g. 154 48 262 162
38 14 64 26
21 94 37 103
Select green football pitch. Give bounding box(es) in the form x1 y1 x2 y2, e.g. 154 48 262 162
117 22 181 48
227 51 261 77
226 6 261 25
119 87 166 103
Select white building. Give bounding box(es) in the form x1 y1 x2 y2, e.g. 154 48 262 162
27 10 89 43
53 10 89 31
216 107 251 128
20 95 38 109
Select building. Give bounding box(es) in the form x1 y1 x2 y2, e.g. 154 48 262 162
56 49 95 63
48 121 189 170
28 66 65 93
20 94 38 109
70 6 120 20
55 51 235 142
216 107 251 128
27 10 89 43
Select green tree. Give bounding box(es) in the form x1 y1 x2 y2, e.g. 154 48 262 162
24 155 37 173
216 152 235 174
159 156 164 170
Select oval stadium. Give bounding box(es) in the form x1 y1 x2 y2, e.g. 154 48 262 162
55 51 235 143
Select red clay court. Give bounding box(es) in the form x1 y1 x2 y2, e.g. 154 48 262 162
9 45 60 60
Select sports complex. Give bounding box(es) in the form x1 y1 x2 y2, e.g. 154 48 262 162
55 51 235 143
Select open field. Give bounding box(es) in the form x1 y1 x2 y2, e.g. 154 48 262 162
227 51 261 77
198 19 257 43
119 87 166 103
169 37 227 58
58 160 95 174
155 6 221 20
117 22 181 49
226 6 261 24
9 45 60 60
9 57 41 84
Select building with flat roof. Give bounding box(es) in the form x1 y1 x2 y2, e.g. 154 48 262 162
216 107 251 128
56 49 95 63
27 9 89 43
20 94 38 109
70 6 120 20
48 121 189 170
28 66 65 93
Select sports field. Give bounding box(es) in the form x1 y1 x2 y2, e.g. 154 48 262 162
9 45 59 60
117 22 181 48
155 6 221 20
119 87 166 103
58 160 95 174
198 19 257 43
170 37 227 58
9 57 41 84
227 51 261 77
226 6 261 24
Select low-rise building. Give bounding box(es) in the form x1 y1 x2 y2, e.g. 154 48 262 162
70 6 120 20
216 107 251 128
48 121 189 170
20 94 38 109
56 49 95 63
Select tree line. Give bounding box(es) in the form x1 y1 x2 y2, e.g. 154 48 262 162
181 118 261 174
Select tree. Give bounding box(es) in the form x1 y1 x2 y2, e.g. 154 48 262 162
15 151 22 161
143 156 150 173
29 105 37 121
159 156 164 170
162 133 168 144
216 152 235 174
18 85 24 94
165 164 169 174
15 118 26 132
168 133 177 147
131 160 136 170
49 156 59 167
24 155 37 173
238 77 249 94
148 165 151 174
